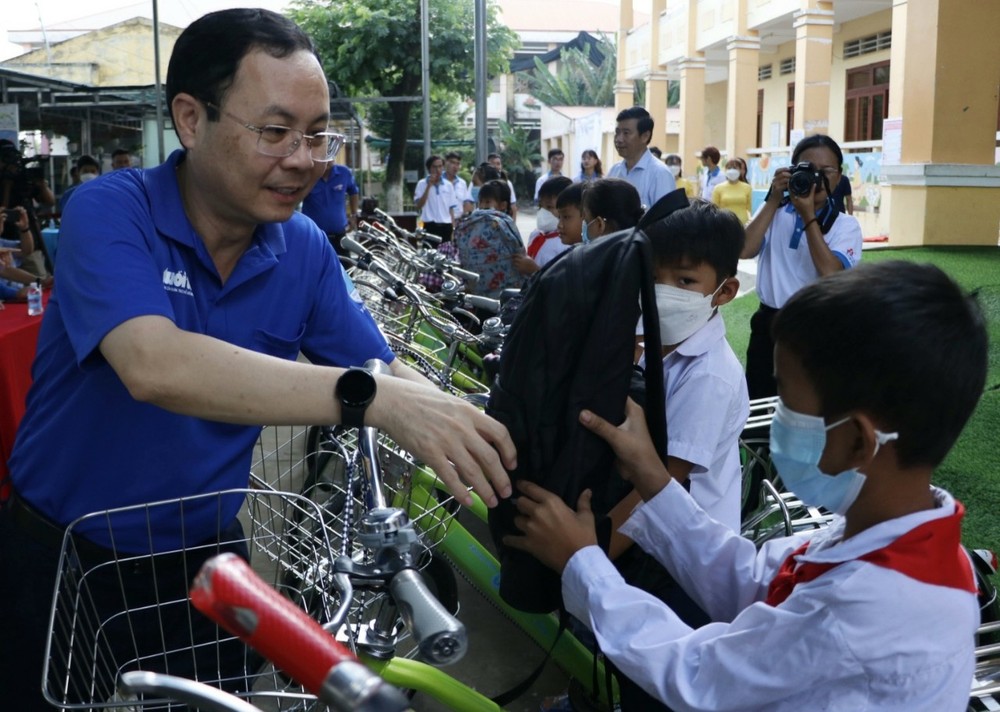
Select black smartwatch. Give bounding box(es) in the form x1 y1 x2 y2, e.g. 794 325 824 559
335 367 377 429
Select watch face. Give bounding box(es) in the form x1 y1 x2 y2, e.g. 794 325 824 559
338 367 377 407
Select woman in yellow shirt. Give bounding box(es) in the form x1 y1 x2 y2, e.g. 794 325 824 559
665 154 697 199
711 158 753 223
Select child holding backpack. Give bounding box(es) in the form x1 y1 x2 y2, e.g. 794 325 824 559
508 260 984 711
452 179 526 298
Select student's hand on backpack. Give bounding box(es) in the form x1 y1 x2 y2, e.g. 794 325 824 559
370 377 516 508
504 481 597 573
512 253 539 275
579 398 672 502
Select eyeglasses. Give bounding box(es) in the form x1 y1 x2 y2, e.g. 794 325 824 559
206 102 345 163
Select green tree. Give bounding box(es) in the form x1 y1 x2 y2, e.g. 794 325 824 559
290 0 519 210
367 88 472 175
526 34 616 107
492 120 540 199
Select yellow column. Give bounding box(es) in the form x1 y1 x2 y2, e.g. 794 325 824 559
615 0 635 111
791 2 834 136
725 34 760 159
883 0 1000 246
677 56 706 172
645 0 669 149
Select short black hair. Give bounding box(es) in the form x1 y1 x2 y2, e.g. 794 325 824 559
425 154 443 171
792 134 844 169
701 146 721 165
77 155 100 170
111 148 130 158
474 163 501 183
444 151 462 162
166 9 316 128
547 148 564 160
642 200 744 281
487 152 501 162
649 146 662 158
581 178 644 232
478 179 511 208
616 106 654 137
772 260 987 468
537 175 572 201
556 183 584 210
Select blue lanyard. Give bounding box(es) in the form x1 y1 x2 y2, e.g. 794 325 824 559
787 200 832 249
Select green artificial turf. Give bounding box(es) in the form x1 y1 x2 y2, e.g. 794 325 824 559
722 246 1000 557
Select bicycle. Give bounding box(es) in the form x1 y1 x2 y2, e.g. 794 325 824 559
249 360 613 711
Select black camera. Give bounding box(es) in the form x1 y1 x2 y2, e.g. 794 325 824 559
787 162 826 197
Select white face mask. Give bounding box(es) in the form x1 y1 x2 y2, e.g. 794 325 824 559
725 168 741 182
79 172 98 183
667 164 681 178
655 281 725 346
536 208 558 234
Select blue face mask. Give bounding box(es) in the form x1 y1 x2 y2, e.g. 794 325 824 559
769 399 898 515
470 186 480 203
582 218 597 244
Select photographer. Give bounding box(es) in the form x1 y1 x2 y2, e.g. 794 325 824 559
0 139 55 279
741 134 862 399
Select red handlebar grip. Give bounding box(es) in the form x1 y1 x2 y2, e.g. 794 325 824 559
189 552 354 694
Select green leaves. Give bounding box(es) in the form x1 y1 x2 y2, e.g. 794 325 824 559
526 34 616 107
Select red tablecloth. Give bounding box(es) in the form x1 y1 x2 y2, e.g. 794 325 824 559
0 292 47 500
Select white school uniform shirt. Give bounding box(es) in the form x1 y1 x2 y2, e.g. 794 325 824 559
607 149 677 209
754 205 863 309
414 178 458 224
448 175 469 213
562 482 978 712
534 171 562 201
534 235 570 267
648 312 748 532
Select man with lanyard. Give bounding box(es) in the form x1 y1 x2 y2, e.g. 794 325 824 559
443 152 472 215
607 106 676 209
0 10 515 708
301 158 360 255
699 145 725 201
414 154 458 241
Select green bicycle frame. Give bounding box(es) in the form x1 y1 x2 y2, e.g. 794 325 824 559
382 465 616 709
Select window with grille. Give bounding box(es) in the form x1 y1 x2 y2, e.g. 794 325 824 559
844 61 890 142
758 64 772 81
779 57 796 75
844 31 891 59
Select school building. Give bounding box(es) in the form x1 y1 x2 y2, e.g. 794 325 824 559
542 0 1000 246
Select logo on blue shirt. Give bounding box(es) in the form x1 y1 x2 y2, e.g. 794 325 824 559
162 268 193 296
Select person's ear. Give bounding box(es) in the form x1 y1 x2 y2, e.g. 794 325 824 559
171 93 205 150
713 276 740 307
842 412 883 471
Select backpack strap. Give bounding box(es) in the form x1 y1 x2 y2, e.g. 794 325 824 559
635 231 667 459
490 609 569 707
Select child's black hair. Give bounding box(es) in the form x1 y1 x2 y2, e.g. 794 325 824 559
556 183 584 210
478 179 511 212
642 200 744 280
537 176 572 202
581 178 644 232
772 260 988 469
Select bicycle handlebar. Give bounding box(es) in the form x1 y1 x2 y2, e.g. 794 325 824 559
119 671 262 712
189 553 410 712
389 568 468 665
462 294 501 314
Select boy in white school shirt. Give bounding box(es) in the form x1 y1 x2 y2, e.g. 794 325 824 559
605 199 749 711
508 260 984 712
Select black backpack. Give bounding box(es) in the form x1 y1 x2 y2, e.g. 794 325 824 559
486 189 688 613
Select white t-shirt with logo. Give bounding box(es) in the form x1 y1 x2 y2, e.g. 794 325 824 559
754 206 863 309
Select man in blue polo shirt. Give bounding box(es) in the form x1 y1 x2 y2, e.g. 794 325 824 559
0 9 515 709
607 106 676 209
301 159 359 254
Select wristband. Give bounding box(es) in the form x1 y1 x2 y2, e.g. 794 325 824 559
802 217 818 231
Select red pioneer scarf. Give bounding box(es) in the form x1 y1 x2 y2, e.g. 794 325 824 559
765 502 978 606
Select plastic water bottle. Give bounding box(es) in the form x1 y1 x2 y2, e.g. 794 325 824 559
27 281 43 316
